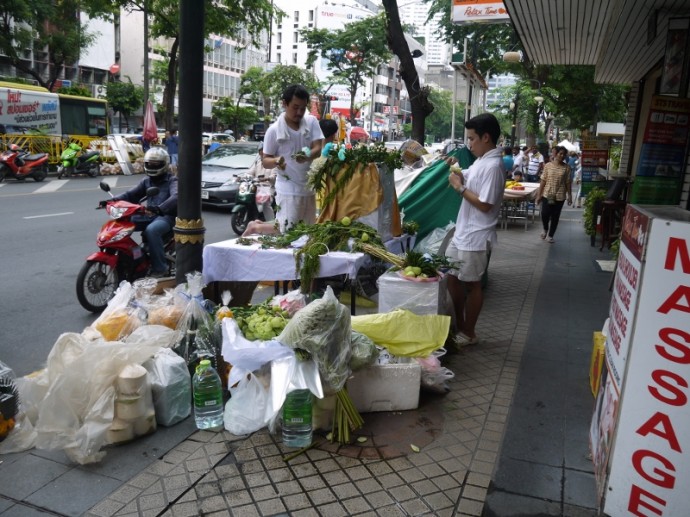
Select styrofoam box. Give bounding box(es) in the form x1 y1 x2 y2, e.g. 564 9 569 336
346 362 421 412
377 270 449 315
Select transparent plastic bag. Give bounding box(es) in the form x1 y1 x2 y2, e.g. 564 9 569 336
416 347 454 392
173 272 217 368
277 286 352 392
349 331 379 371
143 349 191 426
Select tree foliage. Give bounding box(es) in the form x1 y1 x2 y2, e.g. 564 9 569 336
301 14 391 125
382 0 433 144
424 88 464 142
0 0 110 90
111 0 280 129
106 79 145 130
261 65 321 114
211 98 257 137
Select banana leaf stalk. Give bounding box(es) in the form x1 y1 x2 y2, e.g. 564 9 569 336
330 388 364 444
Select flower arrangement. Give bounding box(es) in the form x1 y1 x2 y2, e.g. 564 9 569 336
308 142 403 209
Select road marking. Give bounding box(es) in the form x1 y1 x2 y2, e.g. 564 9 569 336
24 212 74 219
34 180 69 193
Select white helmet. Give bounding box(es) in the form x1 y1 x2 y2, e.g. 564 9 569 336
144 147 170 177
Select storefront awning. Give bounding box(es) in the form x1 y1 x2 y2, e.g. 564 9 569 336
503 0 685 84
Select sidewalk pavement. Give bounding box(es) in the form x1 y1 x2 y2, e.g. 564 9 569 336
0 207 612 516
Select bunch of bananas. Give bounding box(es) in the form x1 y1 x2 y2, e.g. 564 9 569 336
505 180 525 190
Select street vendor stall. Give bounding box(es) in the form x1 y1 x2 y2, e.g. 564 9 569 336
500 181 540 230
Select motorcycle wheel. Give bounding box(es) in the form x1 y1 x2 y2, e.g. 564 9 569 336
231 206 251 236
57 165 64 179
76 260 120 313
88 165 100 177
0 164 7 183
32 165 47 182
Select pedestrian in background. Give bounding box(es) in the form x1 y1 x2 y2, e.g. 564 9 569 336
536 145 572 243
502 147 514 179
526 144 544 182
445 113 506 348
164 128 179 166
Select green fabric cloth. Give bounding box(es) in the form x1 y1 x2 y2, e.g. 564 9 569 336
398 147 476 242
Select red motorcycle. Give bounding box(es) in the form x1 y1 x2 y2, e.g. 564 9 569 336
0 143 49 182
77 182 175 312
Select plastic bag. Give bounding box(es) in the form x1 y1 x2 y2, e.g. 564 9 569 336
351 309 450 357
413 222 456 255
92 282 141 341
271 289 307 317
224 370 270 435
349 331 379 371
29 326 177 464
221 319 323 434
416 348 454 393
143 349 191 426
173 272 217 369
277 286 352 392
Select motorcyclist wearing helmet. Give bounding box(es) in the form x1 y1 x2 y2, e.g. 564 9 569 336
100 147 178 277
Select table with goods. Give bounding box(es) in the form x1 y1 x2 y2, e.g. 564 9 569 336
0 142 459 462
501 180 541 230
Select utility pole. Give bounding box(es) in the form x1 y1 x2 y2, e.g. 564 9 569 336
174 0 205 282
143 0 149 106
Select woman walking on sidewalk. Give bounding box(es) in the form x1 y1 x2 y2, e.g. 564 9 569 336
536 146 572 243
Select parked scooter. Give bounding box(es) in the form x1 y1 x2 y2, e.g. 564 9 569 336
230 173 275 235
0 143 49 182
76 181 175 313
57 141 102 178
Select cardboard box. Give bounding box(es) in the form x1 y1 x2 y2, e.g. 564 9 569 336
346 362 421 412
377 270 450 316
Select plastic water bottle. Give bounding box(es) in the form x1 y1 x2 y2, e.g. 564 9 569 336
192 359 224 431
282 389 313 448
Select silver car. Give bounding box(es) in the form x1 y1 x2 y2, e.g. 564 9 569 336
201 142 260 208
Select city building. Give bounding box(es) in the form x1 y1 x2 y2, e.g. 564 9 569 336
398 2 451 66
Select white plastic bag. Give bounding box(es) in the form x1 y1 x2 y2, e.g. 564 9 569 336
143 349 191 427
223 371 269 435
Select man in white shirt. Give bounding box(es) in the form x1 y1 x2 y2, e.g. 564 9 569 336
446 113 506 347
526 145 544 182
511 146 524 178
262 84 324 232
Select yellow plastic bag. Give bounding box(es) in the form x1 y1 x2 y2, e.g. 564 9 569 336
351 309 451 357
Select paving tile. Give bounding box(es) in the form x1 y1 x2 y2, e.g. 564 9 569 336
387 484 417 502
341 495 372 514
230 503 261 516
224 489 252 507
400 497 431 515
256 497 287 515
315 501 348 516
275 480 302 496
283 493 311 511
0 454 71 499
331 482 360 499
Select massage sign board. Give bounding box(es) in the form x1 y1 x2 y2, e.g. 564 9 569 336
589 204 690 516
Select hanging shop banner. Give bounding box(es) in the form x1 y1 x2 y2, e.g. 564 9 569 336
309 94 320 119
630 95 690 205
604 205 648 394
603 208 690 517
580 136 609 197
452 0 509 24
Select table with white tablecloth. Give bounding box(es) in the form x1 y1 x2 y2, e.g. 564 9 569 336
501 182 540 230
202 236 418 314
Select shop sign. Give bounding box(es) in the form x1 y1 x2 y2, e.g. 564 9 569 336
604 219 690 516
452 0 509 25
631 96 690 205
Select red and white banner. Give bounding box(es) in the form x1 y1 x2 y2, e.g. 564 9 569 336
604 213 690 516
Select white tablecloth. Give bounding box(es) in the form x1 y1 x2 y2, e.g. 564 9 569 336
503 182 540 200
202 239 368 284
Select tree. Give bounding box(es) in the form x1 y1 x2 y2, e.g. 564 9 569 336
300 14 391 125
211 98 257 137
106 79 145 131
424 88 464 142
113 0 280 130
0 0 109 90
382 0 434 144
261 65 320 116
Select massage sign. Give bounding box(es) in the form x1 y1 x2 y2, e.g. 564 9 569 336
598 204 690 516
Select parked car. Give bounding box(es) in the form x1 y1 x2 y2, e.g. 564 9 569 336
201 142 261 208
203 132 235 147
